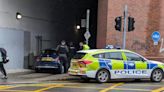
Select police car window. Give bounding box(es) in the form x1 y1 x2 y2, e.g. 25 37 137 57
125 52 143 61
93 53 105 58
105 52 123 60
73 53 86 59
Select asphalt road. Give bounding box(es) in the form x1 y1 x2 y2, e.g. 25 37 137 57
0 72 163 92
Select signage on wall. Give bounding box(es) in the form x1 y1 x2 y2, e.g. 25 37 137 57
151 31 161 45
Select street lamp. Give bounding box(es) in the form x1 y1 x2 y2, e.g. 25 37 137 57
76 25 81 30
16 12 22 20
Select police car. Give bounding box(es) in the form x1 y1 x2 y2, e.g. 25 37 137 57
68 49 164 83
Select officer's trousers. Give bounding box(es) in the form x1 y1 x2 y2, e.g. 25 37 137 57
0 63 7 76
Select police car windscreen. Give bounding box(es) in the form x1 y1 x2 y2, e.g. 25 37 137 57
73 52 86 59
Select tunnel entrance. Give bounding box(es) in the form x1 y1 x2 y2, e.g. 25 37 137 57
52 0 98 49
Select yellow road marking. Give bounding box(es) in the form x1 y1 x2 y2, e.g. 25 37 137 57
113 88 151 91
34 84 63 92
100 83 124 92
0 89 33 92
152 87 164 92
0 86 11 89
0 85 24 90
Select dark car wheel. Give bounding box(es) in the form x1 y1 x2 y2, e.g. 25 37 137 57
151 69 163 82
35 68 41 73
96 69 110 83
56 64 64 74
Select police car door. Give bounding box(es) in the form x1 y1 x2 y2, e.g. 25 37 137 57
124 52 148 78
104 52 125 79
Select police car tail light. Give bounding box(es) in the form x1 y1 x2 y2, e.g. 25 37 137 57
78 60 92 65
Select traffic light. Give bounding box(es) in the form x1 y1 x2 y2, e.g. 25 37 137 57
128 17 135 32
115 16 122 31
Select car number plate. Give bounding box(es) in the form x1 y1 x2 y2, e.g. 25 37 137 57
41 57 53 61
72 63 78 69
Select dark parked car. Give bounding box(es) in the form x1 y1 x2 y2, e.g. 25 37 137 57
35 49 64 74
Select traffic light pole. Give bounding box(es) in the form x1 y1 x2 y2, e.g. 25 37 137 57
123 5 128 49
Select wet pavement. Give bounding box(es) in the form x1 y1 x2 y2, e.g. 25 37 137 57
0 72 163 92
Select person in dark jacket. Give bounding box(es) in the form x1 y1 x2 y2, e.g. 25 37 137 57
68 42 76 68
0 48 8 79
56 40 69 73
68 42 76 58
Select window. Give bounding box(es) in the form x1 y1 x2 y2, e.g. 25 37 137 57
105 52 123 60
93 53 105 58
43 49 57 55
125 52 143 61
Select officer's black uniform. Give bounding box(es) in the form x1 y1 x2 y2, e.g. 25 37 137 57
56 45 69 73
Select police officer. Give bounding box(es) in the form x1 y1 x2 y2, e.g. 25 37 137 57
79 41 90 50
68 42 76 68
68 42 76 58
56 40 69 73
0 48 8 79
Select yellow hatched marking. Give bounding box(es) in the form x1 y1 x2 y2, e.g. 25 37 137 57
34 84 63 92
100 83 124 92
152 87 164 92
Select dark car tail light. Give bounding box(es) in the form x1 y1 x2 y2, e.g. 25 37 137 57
36 56 41 62
52 57 59 62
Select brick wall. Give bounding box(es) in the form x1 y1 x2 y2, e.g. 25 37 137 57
97 0 164 57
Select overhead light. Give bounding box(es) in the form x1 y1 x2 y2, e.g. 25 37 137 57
76 25 81 30
16 12 22 19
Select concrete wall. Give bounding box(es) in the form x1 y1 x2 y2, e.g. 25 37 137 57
0 0 55 69
0 28 24 69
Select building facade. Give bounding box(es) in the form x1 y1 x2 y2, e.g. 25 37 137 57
0 0 55 70
97 0 164 58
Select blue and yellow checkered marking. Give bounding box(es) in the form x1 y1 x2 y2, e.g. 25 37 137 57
98 59 160 70
126 62 135 69
99 59 112 69
147 63 158 69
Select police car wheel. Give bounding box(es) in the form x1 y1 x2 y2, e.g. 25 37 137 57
96 69 110 83
151 69 163 82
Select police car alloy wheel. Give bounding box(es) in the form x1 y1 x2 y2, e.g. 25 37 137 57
151 69 163 82
96 69 110 83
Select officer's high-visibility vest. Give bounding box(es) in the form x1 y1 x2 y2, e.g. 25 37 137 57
83 44 90 50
